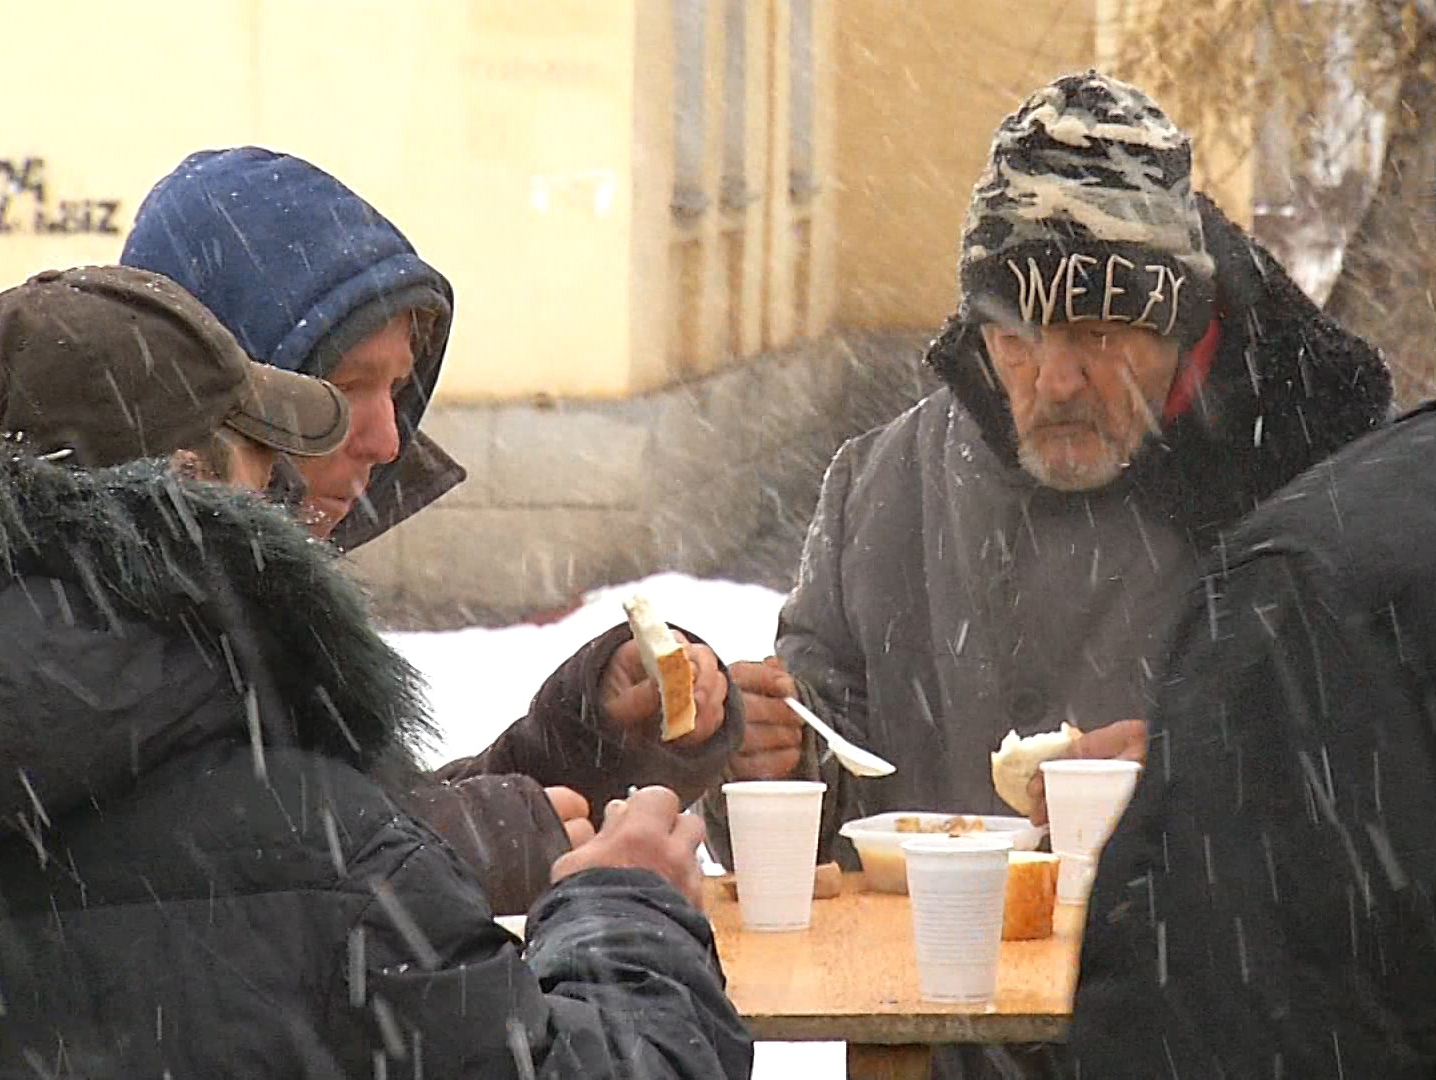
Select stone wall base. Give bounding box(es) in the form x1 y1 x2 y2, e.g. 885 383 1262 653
352 329 936 629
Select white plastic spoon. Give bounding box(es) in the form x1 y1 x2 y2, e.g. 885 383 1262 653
783 696 897 778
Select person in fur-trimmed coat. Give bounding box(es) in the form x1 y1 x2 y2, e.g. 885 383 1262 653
0 449 752 1079
706 70 1393 1078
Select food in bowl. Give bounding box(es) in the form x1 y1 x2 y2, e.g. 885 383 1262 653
839 812 1047 894
893 814 988 837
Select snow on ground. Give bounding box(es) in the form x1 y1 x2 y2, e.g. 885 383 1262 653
386 572 846 1080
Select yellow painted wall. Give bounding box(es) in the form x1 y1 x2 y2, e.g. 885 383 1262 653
831 0 1101 330
2 1 1237 405
0 0 661 404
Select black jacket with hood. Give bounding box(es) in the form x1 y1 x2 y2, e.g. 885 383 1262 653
704 195 1394 874
0 453 752 1079
1069 402 1436 1078
121 148 744 914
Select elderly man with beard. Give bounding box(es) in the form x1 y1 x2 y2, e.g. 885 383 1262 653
705 70 1393 1078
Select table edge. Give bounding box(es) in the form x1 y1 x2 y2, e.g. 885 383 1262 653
744 1013 1071 1045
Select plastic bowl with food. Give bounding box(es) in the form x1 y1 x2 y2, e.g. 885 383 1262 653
839 811 1048 894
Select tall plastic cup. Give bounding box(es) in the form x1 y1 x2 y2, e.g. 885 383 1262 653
722 781 827 931
1039 759 1141 904
903 835 1013 1004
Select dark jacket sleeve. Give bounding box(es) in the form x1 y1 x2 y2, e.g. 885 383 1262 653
404 773 571 917
346 814 753 1080
1069 553 1436 1079
435 624 745 822
703 445 869 869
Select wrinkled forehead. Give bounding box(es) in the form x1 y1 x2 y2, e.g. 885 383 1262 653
331 312 419 384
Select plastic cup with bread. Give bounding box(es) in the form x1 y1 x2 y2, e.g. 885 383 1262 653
990 723 1130 905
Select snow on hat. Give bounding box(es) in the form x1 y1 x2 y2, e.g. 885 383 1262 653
958 70 1215 349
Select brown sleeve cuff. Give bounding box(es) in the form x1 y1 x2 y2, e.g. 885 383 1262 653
432 622 745 823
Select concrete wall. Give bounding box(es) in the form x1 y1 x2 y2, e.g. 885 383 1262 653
0 0 731 403
352 328 936 628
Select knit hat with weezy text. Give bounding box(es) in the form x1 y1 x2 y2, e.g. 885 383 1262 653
958 70 1216 349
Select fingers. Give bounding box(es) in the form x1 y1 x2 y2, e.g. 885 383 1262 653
742 690 803 731
683 646 727 744
564 818 597 849
544 786 590 823
1070 719 1148 763
551 787 706 908
607 681 663 731
1027 780 1050 828
673 809 707 849
739 717 804 752
623 784 683 823
731 658 796 699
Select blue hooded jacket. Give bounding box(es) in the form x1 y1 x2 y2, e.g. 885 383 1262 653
121 147 465 549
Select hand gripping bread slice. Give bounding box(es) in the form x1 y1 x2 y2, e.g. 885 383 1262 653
622 594 697 742
990 723 1083 816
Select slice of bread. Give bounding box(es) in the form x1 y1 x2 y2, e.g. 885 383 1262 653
622 594 697 742
990 723 1083 816
1003 852 1060 940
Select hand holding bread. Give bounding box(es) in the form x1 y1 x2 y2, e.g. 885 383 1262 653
601 596 727 746
996 719 1148 826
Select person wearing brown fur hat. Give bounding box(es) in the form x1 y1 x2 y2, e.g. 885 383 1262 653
707 69 1393 1078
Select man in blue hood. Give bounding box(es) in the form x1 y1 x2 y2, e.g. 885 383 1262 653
122 148 745 915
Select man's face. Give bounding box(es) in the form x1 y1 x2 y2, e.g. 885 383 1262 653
982 321 1180 492
291 314 415 537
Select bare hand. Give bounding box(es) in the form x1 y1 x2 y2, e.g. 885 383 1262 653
1027 719 1148 826
545 786 596 850
550 786 706 908
601 634 728 746
729 656 804 780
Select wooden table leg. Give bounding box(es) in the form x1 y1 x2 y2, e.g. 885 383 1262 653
847 1043 933 1080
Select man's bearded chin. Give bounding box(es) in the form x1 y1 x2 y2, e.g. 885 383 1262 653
1015 409 1150 492
1018 434 1128 492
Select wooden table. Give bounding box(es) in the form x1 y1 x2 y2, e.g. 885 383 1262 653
705 874 1084 1080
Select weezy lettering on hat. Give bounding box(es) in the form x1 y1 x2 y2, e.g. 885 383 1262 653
1006 254 1187 336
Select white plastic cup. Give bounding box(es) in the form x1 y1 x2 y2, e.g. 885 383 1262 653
902 834 1013 1004
1040 759 1142 904
722 781 827 931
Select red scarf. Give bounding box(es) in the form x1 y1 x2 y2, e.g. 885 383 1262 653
1162 314 1222 426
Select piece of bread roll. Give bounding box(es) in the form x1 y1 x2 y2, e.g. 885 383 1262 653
990 723 1083 817
1003 852 1059 940
622 594 697 741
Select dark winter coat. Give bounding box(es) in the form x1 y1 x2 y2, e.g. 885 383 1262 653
1070 402 1436 1079
0 455 752 1079
704 195 1392 873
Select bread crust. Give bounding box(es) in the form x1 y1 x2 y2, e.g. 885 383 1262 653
622 595 697 741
